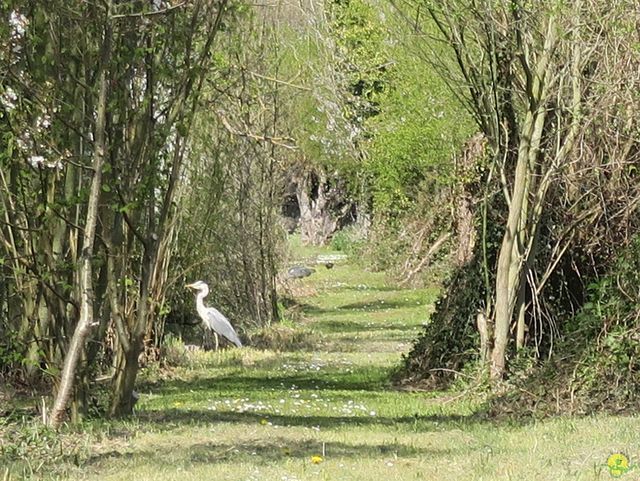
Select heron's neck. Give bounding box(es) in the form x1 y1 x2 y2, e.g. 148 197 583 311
195 290 208 313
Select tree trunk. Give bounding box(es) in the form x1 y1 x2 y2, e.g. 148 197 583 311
515 278 527 350
109 339 142 417
49 7 111 427
108 251 151 418
454 133 485 267
455 193 476 267
476 309 492 363
489 16 557 379
296 167 351 246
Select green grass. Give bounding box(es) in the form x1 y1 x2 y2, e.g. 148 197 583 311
3 237 640 480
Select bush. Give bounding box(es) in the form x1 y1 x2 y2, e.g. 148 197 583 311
394 254 485 389
0 418 89 479
160 334 190 368
489 235 640 415
394 198 502 388
330 225 365 254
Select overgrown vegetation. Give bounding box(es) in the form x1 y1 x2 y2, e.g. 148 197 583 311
396 0 640 414
0 1 285 423
490 235 640 415
2 242 639 481
1 0 639 446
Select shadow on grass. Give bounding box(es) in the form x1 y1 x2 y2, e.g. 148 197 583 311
313 319 420 335
296 302 330 315
134 408 501 434
339 285 400 292
149 367 393 395
299 301 428 319
336 299 428 312
84 434 468 469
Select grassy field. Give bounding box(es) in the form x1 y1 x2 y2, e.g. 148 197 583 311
3 240 640 480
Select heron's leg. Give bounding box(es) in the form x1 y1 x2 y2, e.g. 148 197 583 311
214 332 219 351
202 329 214 350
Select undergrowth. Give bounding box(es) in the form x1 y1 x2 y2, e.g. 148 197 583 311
394 212 499 389
0 418 90 480
490 235 640 416
249 324 318 352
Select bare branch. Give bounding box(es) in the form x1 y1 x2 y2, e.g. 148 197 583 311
216 110 297 150
111 2 187 20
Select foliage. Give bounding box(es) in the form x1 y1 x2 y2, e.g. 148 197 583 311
364 188 452 277
328 0 390 125
163 10 284 340
275 0 371 172
398 0 640 397
490 236 640 415
249 324 318 352
344 3 474 281
365 24 473 214
330 224 366 254
0 418 89 479
160 334 191 368
0 329 22 377
396 207 501 387
0 0 278 420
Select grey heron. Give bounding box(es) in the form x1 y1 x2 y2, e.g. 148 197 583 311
186 281 242 347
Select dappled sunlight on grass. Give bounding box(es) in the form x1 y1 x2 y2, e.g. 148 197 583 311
6 239 640 480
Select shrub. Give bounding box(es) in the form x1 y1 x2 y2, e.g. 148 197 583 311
160 334 190 368
330 225 365 254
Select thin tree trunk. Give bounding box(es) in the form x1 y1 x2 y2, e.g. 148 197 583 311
515 278 526 349
490 16 557 379
109 342 141 417
48 6 111 427
490 145 529 378
476 309 492 362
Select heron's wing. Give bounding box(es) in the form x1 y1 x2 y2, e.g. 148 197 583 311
203 307 243 347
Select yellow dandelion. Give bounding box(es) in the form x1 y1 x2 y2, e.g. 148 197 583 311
311 455 323 464
607 453 630 477
173 401 183 407
260 418 269 425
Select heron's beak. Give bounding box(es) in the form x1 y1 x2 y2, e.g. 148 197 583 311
185 283 196 290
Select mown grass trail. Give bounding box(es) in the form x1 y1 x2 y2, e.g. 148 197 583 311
77 242 453 480
26 241 640 480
